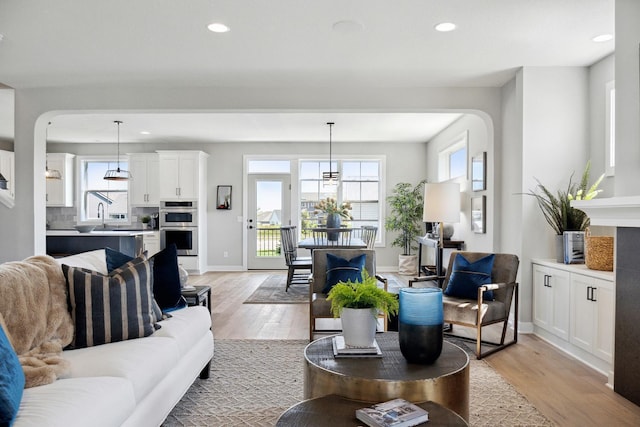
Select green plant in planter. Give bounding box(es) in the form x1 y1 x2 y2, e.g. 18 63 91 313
525 161 604 235
327 270 399 318
141 215 151 224
385 180 427 255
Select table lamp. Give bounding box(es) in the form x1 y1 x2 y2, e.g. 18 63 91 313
423 182 461 275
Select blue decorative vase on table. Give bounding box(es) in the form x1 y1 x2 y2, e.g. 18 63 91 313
398 288 444 364
326 213 341 241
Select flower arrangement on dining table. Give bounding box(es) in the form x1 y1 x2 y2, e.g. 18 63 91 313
314 197 353 220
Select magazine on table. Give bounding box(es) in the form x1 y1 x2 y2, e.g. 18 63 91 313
332 335 382 358
355 398 429 427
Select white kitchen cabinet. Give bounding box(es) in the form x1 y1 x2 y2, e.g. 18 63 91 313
157 151 205 200
46 153 75 207
570 273 615 363
532 263 571 340
0 150 15 199
129 153 160 206
142 231 161 257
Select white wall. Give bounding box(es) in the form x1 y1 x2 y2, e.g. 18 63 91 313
425 114 492 252
589 53 615 196
615 0 640 197
0 85 502 264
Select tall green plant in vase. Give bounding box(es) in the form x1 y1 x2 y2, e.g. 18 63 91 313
385 180 426 275
525 160 604 261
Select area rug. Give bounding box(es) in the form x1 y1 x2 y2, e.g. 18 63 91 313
163 339 553 427
243 274 309 304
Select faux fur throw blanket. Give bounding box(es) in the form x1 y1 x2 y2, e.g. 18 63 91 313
0 255 74 388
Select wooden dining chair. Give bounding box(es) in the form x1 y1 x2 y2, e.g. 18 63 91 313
279 226 312 292
360 226 378 249
312 228 352 246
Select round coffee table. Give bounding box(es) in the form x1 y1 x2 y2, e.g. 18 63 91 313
304 332 469 421
276 394 468 426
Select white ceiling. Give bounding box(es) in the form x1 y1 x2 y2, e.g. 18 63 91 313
0 0 614 144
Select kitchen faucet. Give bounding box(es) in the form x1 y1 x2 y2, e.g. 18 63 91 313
97 202 105 229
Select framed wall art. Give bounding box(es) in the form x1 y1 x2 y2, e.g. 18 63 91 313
471 151 486 191
471 195 486 234
216 185 232 210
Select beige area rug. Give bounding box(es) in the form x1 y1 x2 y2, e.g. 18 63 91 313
243 274 309 304
163 339 553 427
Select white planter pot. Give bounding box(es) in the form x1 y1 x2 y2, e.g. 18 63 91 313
340 307 378 348
398 254 418 276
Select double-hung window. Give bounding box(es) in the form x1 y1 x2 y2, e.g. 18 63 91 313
299 159 382 243
438 131 468 182
77 157 130 224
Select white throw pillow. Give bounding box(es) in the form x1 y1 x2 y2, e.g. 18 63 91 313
55 249 108 275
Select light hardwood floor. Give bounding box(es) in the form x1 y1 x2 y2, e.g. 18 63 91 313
188 271 640 426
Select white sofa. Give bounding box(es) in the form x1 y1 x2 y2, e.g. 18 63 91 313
14 305 214 427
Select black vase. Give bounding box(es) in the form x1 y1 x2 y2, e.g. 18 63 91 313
398 288 444 364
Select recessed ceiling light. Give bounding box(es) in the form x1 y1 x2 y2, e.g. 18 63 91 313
207 22 230 33
140 131 151 135
434 22 456 32
592 34 613 43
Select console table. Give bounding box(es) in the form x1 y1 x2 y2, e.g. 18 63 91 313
303 333 470 421
416 236 464 277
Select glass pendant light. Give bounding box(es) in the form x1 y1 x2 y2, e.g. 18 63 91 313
104 120 132 181
45 121 62 180
322 122 339 185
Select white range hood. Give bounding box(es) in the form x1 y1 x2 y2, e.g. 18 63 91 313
572 196 640 228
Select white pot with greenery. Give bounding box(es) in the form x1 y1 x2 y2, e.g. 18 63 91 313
385 180 426 275
327 270 399 348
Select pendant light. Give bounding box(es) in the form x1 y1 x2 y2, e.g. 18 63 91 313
104 120 132 181
322 122 339 185
44 121 62 180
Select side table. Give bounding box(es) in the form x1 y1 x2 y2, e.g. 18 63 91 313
181 285 211 315
276 394 468 426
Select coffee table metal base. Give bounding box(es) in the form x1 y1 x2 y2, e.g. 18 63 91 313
304 333 469 421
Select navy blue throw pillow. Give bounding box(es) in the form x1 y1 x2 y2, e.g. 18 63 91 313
150 244 186 312
0 322 24 426
323 253 367 294
105 247 134 272
444 254 495 300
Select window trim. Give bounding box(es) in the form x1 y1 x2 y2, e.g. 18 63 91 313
438 131 468 182
76 155 131 225
605 80 615 177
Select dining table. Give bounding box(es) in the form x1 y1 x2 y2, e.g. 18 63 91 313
298 236 367 250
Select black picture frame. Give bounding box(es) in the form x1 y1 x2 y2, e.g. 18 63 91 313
471 195 486 234
216 185 232 210
471 151 487 192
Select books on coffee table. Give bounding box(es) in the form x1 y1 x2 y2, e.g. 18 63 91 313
355 398 429 427
332 335 382 358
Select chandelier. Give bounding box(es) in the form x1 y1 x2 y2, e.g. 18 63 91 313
322 122 339 185
104 120 132 181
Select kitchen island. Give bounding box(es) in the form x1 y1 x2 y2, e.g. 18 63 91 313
46 229 155 257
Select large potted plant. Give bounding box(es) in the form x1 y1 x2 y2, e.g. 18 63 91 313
525 161 604 262
385 180 426 275
327 270 399 347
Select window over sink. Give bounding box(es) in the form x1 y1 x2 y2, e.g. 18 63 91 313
78 157 130 224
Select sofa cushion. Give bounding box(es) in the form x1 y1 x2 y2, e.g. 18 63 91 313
104 247 134 272
62 257 157 349
323 253 366 294
152 306 211 357
55 249 108 274
14 377 135 427
150 244 186 312
0 320 24 426
63 336 179 402
444 253 495 301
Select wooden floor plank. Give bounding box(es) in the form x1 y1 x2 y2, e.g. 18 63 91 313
188 270 640 426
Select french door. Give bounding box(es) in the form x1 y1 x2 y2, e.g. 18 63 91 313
247 174 291 269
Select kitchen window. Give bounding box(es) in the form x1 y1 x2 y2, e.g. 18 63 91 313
78 157 130 224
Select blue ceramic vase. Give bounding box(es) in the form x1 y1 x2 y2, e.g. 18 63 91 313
326 213 341 241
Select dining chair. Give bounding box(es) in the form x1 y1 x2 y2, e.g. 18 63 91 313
408 251 519 359
360 226 378 249
279 226 312 292
312 228 352 246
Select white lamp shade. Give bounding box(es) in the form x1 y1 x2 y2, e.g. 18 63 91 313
423 182 461 223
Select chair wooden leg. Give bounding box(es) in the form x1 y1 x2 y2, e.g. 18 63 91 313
286 267 294 292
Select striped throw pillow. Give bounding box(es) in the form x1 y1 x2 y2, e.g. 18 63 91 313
62 256 158 349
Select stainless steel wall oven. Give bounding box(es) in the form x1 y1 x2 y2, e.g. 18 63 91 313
160 201 198 256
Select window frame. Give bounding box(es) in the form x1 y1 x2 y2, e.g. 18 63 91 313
438 131 468 182
76 155 131 225
605 80 615 177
